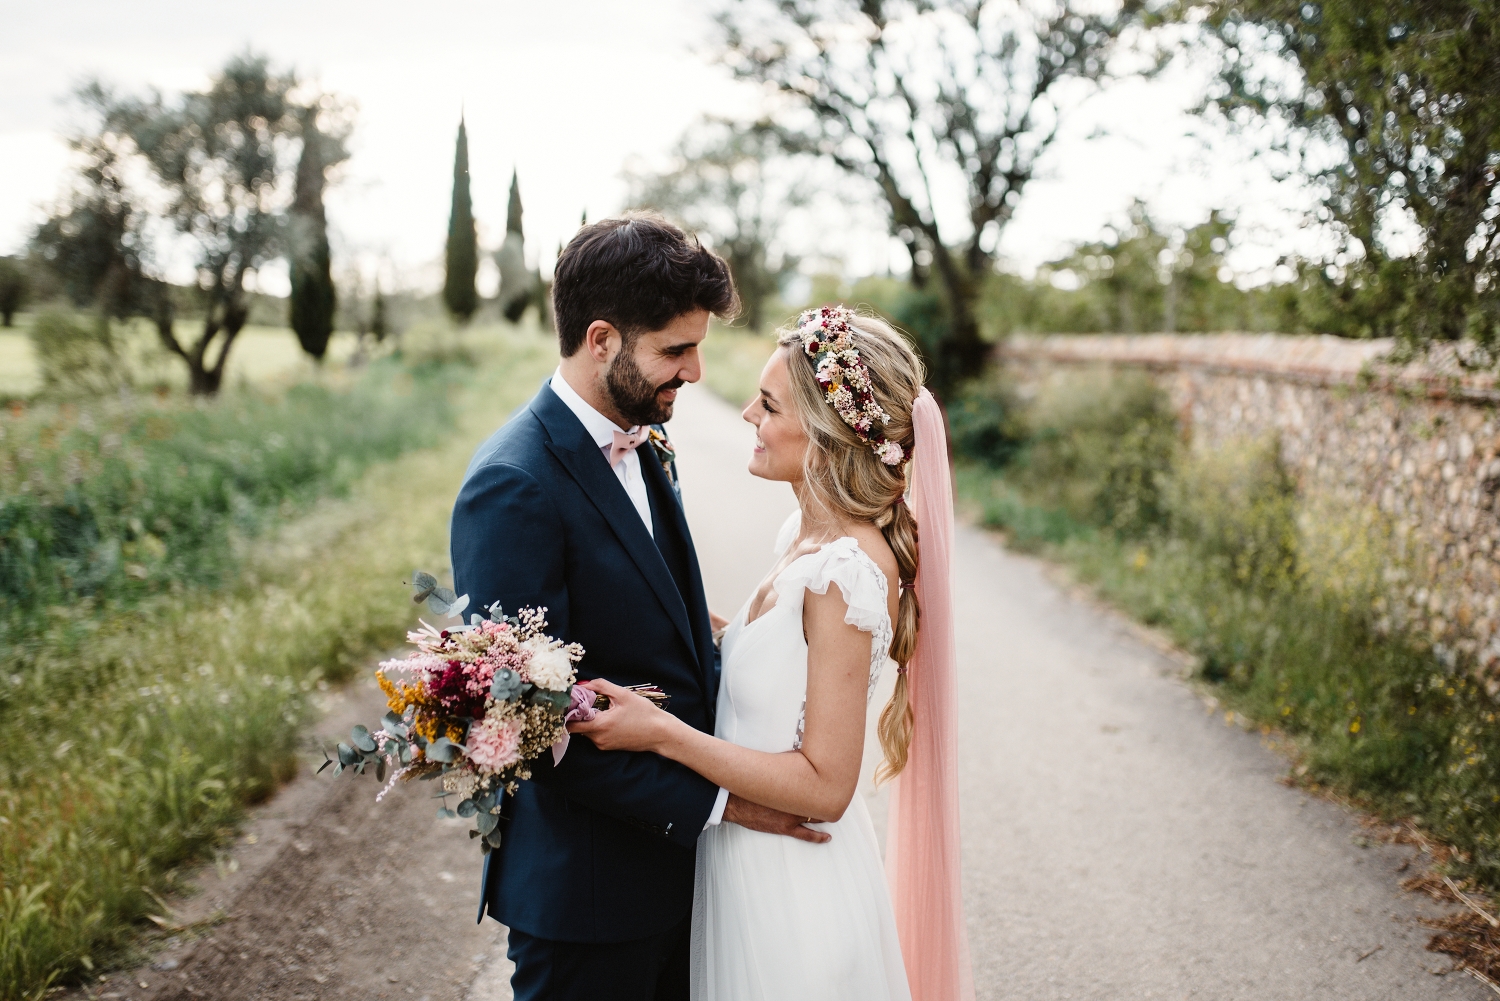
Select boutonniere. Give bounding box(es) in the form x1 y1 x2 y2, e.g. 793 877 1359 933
647 427 676 477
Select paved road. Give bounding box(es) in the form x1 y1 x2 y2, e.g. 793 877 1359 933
108 383 1481 1001
487 383 1484 1000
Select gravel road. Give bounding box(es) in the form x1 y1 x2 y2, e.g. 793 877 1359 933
86 383 1486 1001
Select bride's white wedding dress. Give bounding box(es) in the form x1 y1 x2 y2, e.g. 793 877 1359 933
691 512 911 1001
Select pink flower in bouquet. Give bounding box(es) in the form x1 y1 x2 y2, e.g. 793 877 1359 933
466 716 525 771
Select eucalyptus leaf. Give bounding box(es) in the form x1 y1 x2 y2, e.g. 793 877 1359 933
350 725 376 753
337 742 356 767
409 570 439 605
437 807 457 820
457 799 478 818
426 737 459 763
485 828 504 848
491 668 523 702
475 811 499 836
376 759 387 783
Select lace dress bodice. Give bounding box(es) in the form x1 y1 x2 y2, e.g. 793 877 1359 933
716 511 894 755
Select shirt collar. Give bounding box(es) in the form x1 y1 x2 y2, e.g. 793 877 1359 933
549 369 639 450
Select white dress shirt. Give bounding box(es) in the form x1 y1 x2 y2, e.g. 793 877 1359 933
549 369 652 537
548 370 729 829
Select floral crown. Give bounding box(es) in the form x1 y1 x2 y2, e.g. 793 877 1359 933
795 306 905 466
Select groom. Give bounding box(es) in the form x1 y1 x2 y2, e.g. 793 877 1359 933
450 215 827 1001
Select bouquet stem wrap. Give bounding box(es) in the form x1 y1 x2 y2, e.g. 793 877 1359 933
886 388 975 1001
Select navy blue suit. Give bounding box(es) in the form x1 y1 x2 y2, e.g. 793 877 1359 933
450 382 720 998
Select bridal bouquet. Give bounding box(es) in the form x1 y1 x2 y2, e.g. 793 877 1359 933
324 572 667 853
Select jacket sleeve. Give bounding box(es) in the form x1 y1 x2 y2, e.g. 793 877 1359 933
450 459 718 849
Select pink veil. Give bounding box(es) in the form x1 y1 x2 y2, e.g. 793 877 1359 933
886 387 975 1001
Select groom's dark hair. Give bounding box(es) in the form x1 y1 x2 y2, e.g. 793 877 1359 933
552 214 739 357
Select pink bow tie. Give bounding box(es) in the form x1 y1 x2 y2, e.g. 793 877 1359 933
608 428 647 467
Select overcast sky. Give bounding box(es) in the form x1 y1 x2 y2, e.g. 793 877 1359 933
0 1 1317 294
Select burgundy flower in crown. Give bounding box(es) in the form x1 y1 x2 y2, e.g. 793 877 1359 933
796 306 905 466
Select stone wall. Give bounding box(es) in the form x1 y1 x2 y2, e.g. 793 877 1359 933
1002 334 1500 689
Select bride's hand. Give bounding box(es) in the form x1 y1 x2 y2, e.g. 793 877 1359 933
568 678 679 753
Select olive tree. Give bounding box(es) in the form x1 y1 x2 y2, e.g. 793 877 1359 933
717 0 1148 391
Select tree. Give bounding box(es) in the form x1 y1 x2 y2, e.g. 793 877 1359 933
109 53 302 394
444 116 479 323
29 101 177 344
0 258 30 326
718 0 1147 392
289 100 351 361
627 120 800 334
496 169 535 323
1182 1 1500 348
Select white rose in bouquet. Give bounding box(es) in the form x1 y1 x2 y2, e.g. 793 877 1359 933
524 641 576 692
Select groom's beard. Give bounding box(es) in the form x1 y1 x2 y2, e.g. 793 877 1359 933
606 347 683 427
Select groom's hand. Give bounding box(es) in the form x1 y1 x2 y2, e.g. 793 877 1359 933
722 794 831 844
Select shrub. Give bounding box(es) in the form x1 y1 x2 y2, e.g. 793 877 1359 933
1013 369 1179 536
947 376 1027 469
28 311 125 396
1165 439 1301 594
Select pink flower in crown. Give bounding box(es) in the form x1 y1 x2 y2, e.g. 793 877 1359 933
874 441 905 465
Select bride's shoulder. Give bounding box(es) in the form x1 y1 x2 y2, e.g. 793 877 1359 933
841 523 898 593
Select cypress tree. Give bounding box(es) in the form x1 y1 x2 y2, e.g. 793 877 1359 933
443 116 479 323
497 169 530 322
289 112 337 360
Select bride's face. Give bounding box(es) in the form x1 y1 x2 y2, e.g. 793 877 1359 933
742 349 808 483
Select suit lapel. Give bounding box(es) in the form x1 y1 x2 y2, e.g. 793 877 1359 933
532 386 700 668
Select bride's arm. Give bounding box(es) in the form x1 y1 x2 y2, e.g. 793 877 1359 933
570 588 871 822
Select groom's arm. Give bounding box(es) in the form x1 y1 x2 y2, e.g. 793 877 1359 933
451 459 718 850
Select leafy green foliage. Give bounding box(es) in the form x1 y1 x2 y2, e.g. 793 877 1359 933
979 207 1308 336
957 368 1500 888
27 311 126 397
1181 0 1500 348
1006 370 1180 537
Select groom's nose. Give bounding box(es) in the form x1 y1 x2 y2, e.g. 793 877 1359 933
676 346 702 385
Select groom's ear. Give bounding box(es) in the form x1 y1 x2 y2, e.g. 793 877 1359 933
582 320 624 364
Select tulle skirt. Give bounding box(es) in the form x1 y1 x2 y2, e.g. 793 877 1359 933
691 795 911 1001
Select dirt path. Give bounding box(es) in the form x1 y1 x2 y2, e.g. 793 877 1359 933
83 384 1489 1000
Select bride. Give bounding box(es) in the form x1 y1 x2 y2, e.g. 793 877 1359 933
572 306 973 1001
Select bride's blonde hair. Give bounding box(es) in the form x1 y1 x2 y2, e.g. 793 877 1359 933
775 310 924 782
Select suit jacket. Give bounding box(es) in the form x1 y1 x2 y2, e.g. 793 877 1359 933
450 381 720 943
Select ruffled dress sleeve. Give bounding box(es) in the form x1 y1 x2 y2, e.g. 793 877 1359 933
773 537 893 699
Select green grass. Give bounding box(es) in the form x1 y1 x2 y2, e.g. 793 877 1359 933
0 322 557 999
1 359 456 652
955 368 1500 892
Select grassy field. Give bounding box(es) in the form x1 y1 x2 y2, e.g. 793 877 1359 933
0 314 365 399
0 321 557 999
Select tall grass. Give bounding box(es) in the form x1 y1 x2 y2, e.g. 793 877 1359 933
956 368 1500 889
1 357 453 652
0 325 557 999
